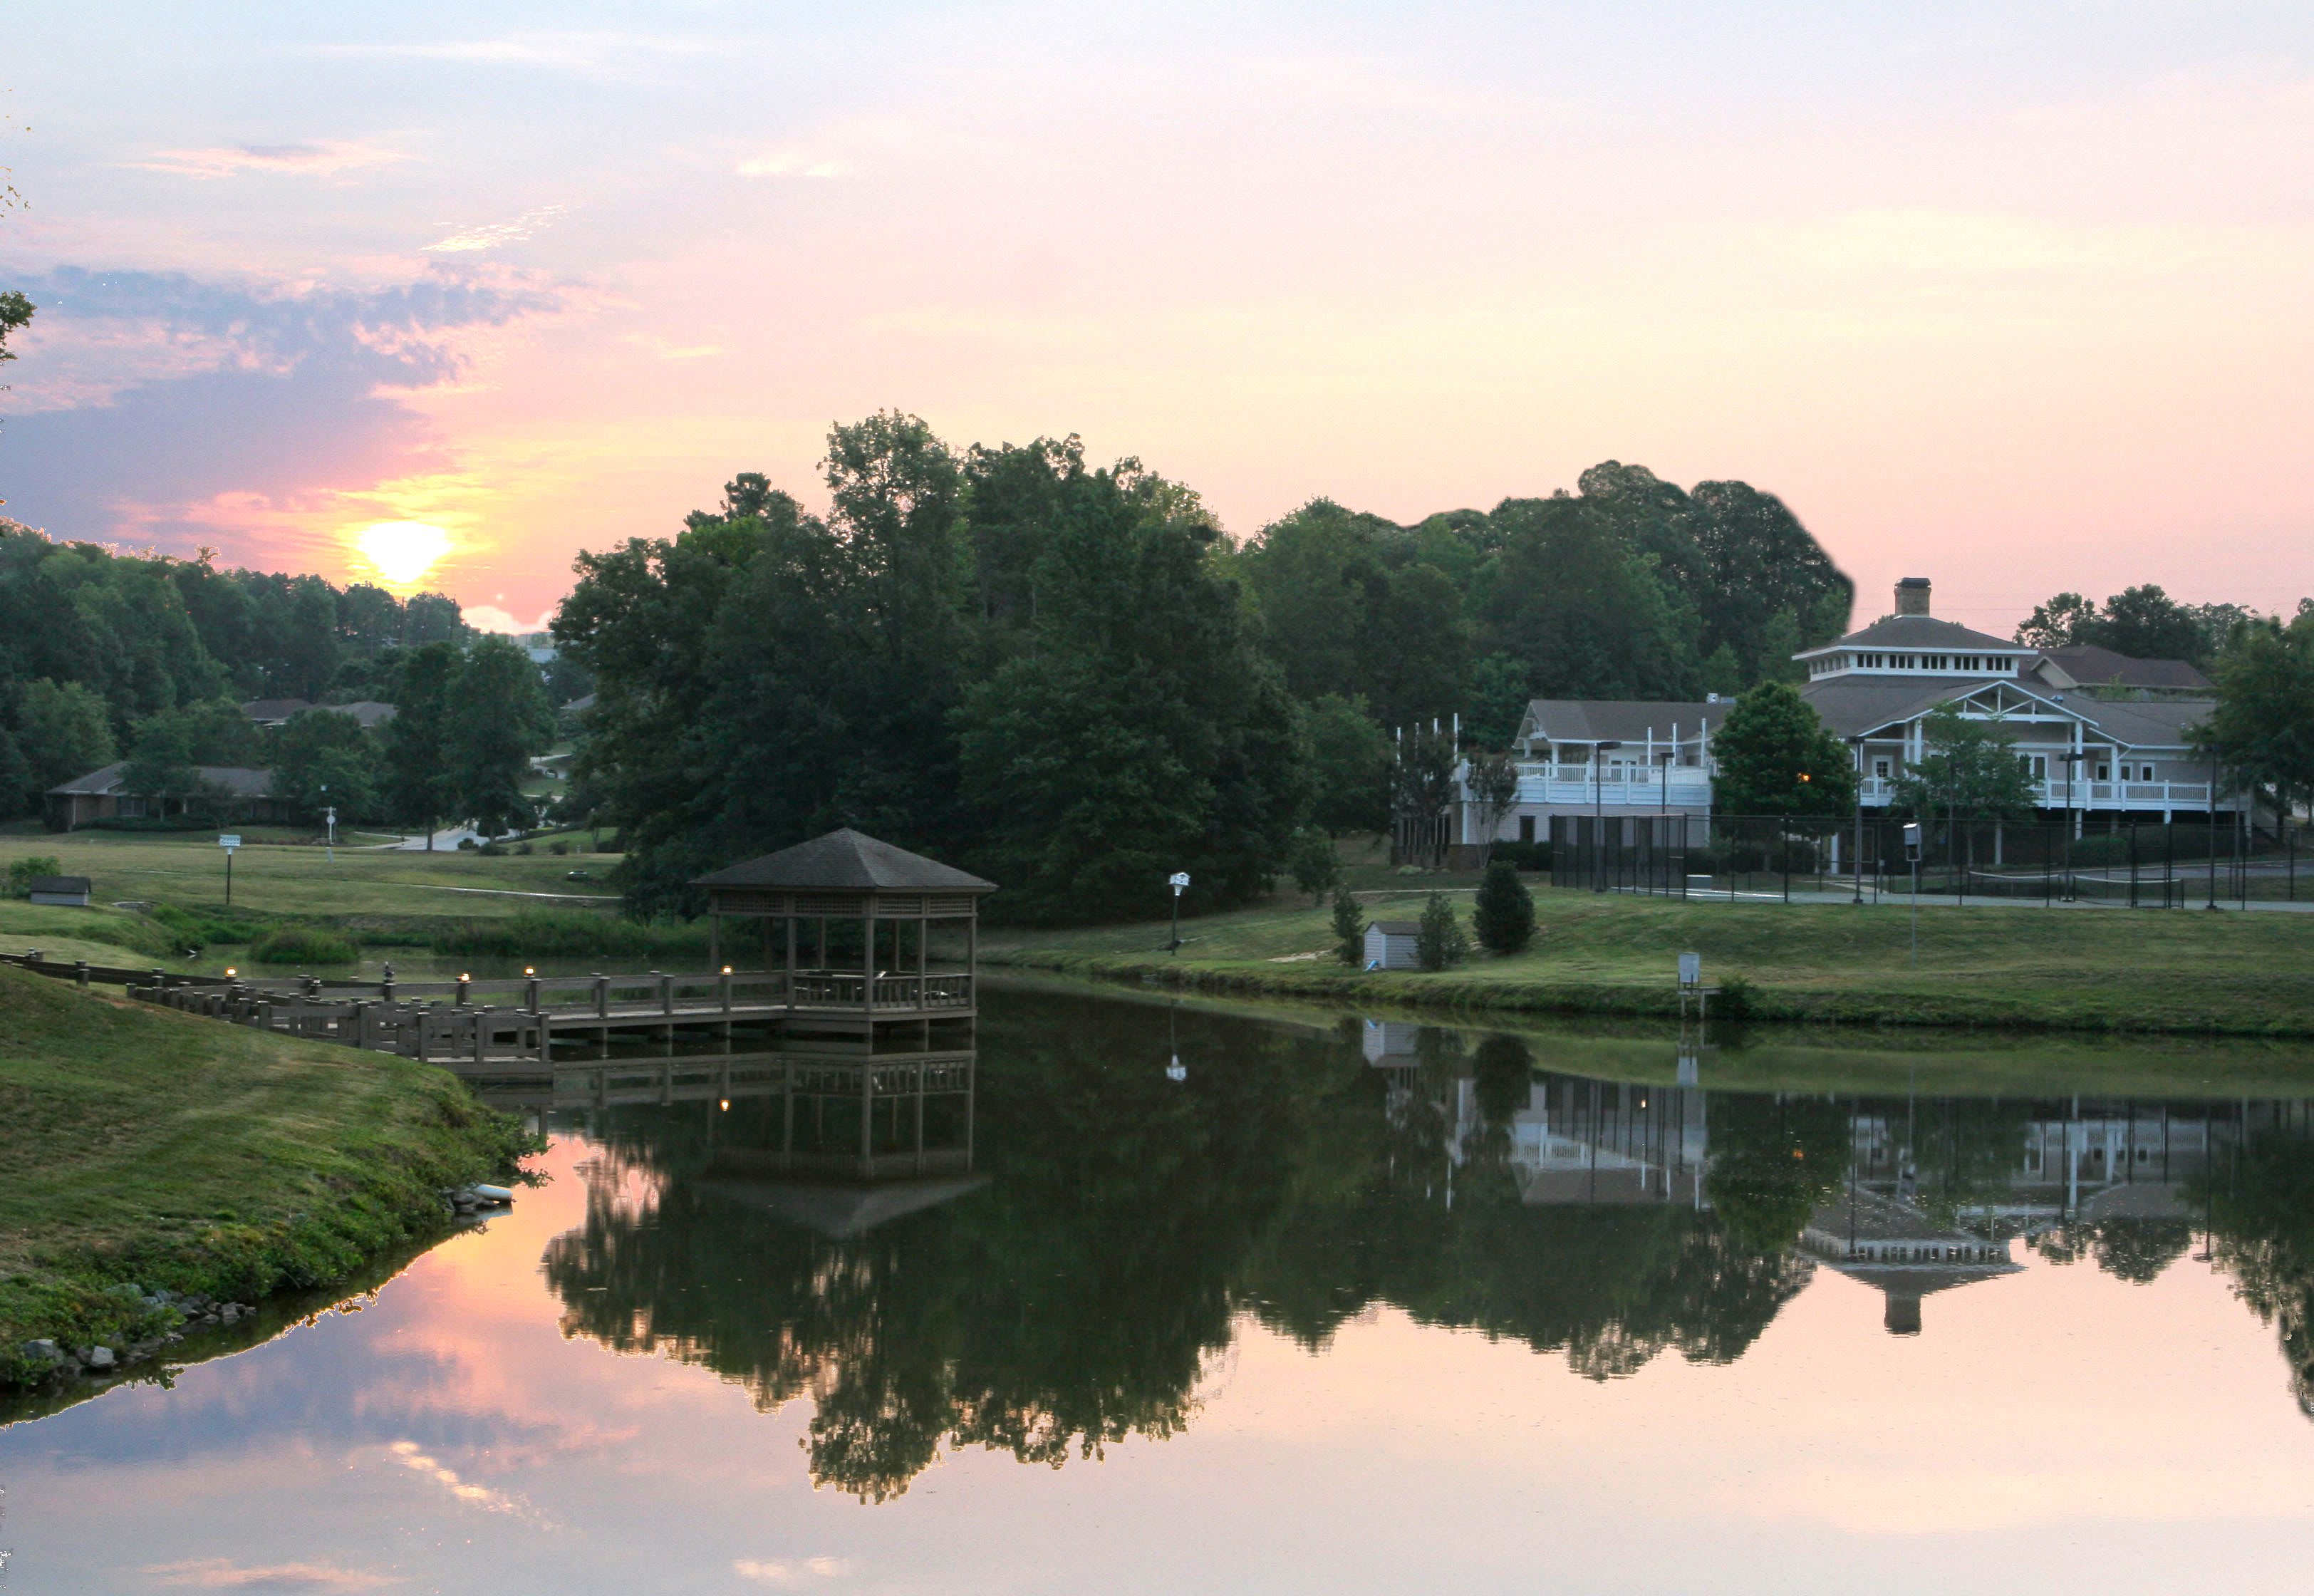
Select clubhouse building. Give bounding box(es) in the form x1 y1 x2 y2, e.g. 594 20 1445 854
1456 576 2239 854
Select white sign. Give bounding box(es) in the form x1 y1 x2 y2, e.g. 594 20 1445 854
1168 871 1190 894
218 834 242 851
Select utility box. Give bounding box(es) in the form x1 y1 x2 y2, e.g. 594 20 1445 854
1678 951 1701 989
1364 921 1421 970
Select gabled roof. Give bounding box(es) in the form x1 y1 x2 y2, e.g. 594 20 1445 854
241 698 313 722
1797 613 2027 659
2035 644 2213 693
1522 698 1733 745
44 762 275 797
1803 675 2215 750
1369 921 1422 936
692 828 995 893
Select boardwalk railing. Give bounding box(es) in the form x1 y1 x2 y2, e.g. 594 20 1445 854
3 953 976 1069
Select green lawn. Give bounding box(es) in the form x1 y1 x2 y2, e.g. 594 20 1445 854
983 884 2314 1035
0 964 536 1387
0 830 622 921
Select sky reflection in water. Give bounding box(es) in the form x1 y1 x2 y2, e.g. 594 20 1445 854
6 988 2314 1594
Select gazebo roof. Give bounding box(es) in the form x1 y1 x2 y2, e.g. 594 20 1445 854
692 828 995 894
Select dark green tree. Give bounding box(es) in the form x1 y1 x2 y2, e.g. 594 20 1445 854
383 641 460 846
2193 620 2314 831
447 635 553 837
14 678 115 794
272 708 384 823
1708 682 1857 819
1289 827 1339 905
1330 888 1366 965
120 714 199 815
1465 750 1520 864
1415 891 1467 971
1472 861 1535 954
1304 693 1390 834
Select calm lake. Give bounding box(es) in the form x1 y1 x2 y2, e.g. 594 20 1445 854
9 983 2314 1593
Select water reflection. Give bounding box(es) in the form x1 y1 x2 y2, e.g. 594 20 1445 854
520 994 2314 1502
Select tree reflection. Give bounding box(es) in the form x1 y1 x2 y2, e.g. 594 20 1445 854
539 993 2314 1497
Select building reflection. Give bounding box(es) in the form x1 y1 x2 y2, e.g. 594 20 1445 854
525 990 2314 1503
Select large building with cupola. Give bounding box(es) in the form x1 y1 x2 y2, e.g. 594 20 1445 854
1453 576 2236 854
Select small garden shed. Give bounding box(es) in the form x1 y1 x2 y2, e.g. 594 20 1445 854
1363 920 1420 970
27 875 92 907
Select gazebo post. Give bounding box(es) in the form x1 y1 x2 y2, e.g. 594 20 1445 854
785 918 797 1009
709 912 720 972
863 910 877 1017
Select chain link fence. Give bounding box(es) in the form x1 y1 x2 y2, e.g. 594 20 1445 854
1546 812 2303 907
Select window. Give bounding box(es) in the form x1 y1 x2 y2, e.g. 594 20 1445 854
2096 762 2110 782
1873 758 1891 779
1518 815 1535 844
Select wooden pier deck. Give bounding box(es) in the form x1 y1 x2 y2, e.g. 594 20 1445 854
1 954 976 1067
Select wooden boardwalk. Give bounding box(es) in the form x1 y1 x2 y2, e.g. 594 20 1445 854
1 954 975 1068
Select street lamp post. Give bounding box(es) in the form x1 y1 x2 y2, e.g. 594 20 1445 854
1592 740 1622 893
2208 757 2221 910
1168 871 1190 952
1903 821 1923 968
2058 752 2082 901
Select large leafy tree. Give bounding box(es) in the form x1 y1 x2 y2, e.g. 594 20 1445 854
383 641 460 845
2193 618 2314 830
1304 693 1389 834
272 708 385 823
14 678 115 797
955 442 1306 919
1708 682 1857 819
446 635 553 836
2015 584 2253 668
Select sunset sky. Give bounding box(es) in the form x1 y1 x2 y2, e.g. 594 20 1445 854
2 2 2310 633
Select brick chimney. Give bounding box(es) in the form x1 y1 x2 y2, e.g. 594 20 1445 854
1894 576 1931 618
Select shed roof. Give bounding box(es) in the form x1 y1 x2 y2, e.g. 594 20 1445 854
27 876 91 894
692 828 996 893
1369 921 1421 936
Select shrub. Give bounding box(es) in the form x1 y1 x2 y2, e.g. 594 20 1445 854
548 841 570 856
1489 839 1552 872
1415 892 1468 972
248 926 360 965
1716 974 1757 1020
149 902 266 955
6 856 64 898
1330 889 1366 966
1472 861 1535 954
1290 829 1340 905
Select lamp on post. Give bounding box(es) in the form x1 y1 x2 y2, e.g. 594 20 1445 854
2058 751 2082 901
1168 871 1190 953
1592 740 1622 893
2207 756 2221 910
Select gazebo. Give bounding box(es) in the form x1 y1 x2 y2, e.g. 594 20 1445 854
692 829 995 1038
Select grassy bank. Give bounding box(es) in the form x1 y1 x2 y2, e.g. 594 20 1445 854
983 887 2314 1035
0 963 538 1388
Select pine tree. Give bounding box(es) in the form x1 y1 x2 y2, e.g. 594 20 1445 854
1331 888 1366 966
1472 860 1535 954
1416 891 1468 971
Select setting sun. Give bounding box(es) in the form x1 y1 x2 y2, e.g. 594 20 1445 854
353 520 452 590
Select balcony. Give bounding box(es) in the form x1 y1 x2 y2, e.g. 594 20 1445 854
1857 777 2236 813
1507 763 1716 809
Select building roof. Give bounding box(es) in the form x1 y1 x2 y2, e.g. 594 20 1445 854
27 875 91 894
45 762 275 798
1521 698 1734 745
242 698 313 722
692 828 996 893
1801 675 2214 751
331 700 399 728
1369 921 1422 936
2034 644 2213 693
1797 613 2027 660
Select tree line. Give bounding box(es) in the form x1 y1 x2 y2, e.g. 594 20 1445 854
554 420 1856 920
0 525 557 833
